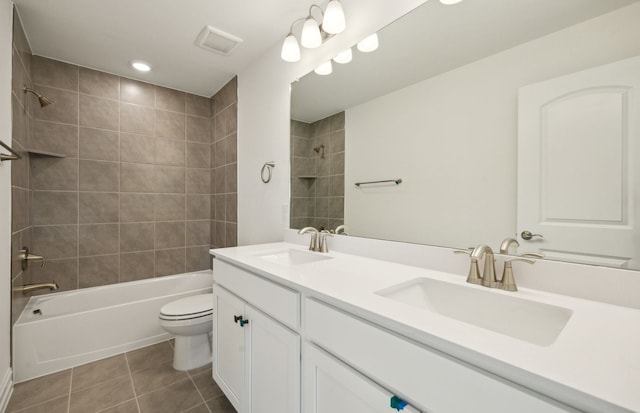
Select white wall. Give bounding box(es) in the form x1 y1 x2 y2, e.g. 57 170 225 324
0 0 13 408
345 3 640 249
236 0 427 245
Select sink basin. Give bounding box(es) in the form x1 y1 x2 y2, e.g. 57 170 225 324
257 249 333 267
376 278 572 346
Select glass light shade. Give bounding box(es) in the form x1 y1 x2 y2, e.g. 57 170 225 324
357 33 379 52
440 0 463 4
333 48 352 64
131 61 151 72
281 34 301 62
314 61 332 75
322 0 346 34
301 17 322 48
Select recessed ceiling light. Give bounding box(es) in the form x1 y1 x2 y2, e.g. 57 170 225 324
131 61 151 72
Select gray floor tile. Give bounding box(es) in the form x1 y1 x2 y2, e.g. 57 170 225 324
184 403 211 413
72 354 129 391
131 360 189 396
69 375 135 413
137 379 204 413
206 395 235 413
7 370 71 411
8 395 69 413
191 371 222 401
126 342 174 372
97 399 140 413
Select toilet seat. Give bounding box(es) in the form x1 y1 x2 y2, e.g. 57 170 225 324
159 293 213 321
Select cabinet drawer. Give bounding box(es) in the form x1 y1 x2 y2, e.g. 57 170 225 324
305 343 420 413
305 298 573 413
214 259 300 329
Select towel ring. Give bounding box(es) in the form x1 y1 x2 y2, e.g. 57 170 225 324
261 162 275 183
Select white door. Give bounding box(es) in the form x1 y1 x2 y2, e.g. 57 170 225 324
213 285 245 411
246 305 300 413
304 344 421 413
518 56 640 269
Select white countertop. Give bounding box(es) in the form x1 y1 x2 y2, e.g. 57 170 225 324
211 242 640 413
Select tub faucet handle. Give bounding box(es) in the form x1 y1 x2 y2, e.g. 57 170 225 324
19 247 46 270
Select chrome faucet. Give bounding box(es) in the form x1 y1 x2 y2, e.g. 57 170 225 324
13 282 58 294
298 227 319 251
499 238 519 254
470 245 498 287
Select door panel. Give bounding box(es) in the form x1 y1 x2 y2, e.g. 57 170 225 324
213 285 245 411
518 56 640 268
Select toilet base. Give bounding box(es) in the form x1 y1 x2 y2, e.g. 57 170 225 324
173 332 212 371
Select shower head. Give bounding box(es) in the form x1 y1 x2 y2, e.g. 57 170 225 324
23 86 54 108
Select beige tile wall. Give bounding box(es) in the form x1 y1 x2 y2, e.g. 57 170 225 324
290 112 345 231
10 8 33 326
210 78 237 248
18 57 237 294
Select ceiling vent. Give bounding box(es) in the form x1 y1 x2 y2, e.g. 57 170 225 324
195 25 243 56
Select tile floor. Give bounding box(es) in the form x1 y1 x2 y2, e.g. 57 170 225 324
6 341 235 413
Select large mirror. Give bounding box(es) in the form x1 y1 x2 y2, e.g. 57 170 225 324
290 0 640 270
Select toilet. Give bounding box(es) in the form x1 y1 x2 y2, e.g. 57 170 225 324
159 293 214 371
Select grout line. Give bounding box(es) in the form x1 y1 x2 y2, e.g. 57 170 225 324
123 353 142 413
67 367 73 413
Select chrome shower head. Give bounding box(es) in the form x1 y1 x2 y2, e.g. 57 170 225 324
23 86 54 108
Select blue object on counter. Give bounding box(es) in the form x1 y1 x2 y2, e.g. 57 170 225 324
390 395 408 411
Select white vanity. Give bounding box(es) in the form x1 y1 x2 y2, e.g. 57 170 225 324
210 242 640 413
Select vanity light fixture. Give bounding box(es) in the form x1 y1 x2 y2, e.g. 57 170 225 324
322 0 346 34
314 61 333 75
130 61 151 72
333 48 352 64
280 2 346 62
357 33 379 52
301 14 323 48
281 33 301 62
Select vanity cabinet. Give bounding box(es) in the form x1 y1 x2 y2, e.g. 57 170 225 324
212 260 301 413
304 298 574 413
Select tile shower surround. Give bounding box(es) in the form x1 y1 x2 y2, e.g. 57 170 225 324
10 53 238 309
290 112 345 231
10 8 33 326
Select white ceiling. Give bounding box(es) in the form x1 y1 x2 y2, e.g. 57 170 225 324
291 0 639 123
14 0 638 101
14 0 322 97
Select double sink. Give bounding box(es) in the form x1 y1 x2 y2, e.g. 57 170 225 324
256 248 572 346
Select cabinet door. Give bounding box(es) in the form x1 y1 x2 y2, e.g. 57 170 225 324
213 286 246 411
246 305 300 413
304 344 420 413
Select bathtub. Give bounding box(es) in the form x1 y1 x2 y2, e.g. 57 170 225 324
13 270 213 383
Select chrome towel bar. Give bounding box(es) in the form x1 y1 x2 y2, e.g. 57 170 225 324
354 178 402 187
0 140 22 162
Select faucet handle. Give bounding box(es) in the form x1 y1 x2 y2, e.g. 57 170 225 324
499 258 535 292
318 230 333 253
453 250 482 285
520 252 544 259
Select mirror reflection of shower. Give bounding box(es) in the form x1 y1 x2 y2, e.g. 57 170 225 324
314 144 325 159
23 85 54 107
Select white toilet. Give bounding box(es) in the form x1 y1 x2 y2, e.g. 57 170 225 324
159 293 214 371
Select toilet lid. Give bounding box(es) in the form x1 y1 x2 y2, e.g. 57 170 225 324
160 293 213 318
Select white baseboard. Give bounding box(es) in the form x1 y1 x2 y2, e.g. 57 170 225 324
0 367 12 413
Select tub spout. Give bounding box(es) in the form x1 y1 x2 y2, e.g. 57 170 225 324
13 282 59 294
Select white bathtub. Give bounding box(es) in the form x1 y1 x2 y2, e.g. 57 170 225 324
13 271 213 383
